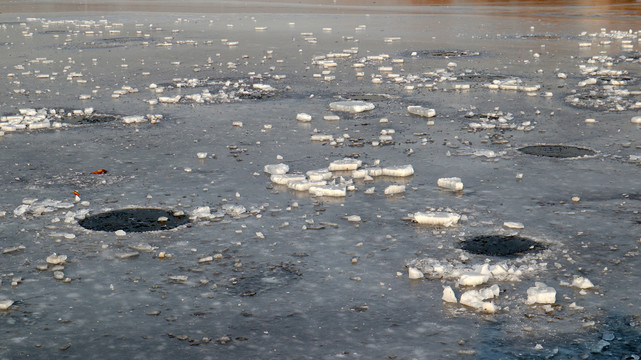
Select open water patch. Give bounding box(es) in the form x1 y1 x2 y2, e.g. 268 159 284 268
461 235 546 257
78 208 188 232
225 263 302 297
519 144 596 158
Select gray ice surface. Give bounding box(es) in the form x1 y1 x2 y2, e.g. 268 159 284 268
1 3 641 359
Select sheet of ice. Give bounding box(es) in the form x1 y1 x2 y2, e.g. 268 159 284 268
308 184 346 197
437 177 463 191
328 100 375 113
328 158 362 171
381 165 414 177
411 211 461 227
384 184 405 195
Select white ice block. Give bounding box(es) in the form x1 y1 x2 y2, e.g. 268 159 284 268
411 212 461 227
526 282 556 304
264 163 289 175
329 158 362 171
309 184 346 197
329 101 375 113
296 113 312 122
458 272 491 286
382 165 414 177
437 177 463 191
442 286 458 303
408 267 424 279
407 106 436 118
384 184 405 195
270 174 306 185
631 116 641 124
306 168 333 181
287 180 326 191
571 276 594 289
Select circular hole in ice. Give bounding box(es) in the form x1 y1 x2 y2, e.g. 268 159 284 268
461 235 546 257
78 208 188 232
518 145 595 158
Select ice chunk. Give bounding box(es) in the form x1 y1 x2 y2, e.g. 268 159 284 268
46 253 67 265
270 174 306 185
442 286 458 303
191 206 212 219
407 106 436 118
503 221 524 229
264 163 289 175
346 215 361 222
287 180 326 191
308 184 346 197
460 285 500 312
631 116 641 124
122 115 146 124
296 113 312 122
310 134 334 142
384 184 406 195
382 165 414 177
0 299 14 310
571 276 594 289
158 95 181 103
437 177 463 191
411 212 461 227
526 282 556 304
196 152 208 159
329 101 375 113
13 204 30 217
306 168 333 181
408 267 424 279
458 272 491 286
115 230 127 237
329 158 362 171
222 204 246 216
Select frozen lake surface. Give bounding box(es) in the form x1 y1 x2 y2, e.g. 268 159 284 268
1 1 641 358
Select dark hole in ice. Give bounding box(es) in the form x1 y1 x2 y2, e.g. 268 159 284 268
226 264 301 297
462 235 545 257
518 34 560 40
60 113 119 125
78 208 188 232
400 49 480 58
344 94 390 102
519 145 595 158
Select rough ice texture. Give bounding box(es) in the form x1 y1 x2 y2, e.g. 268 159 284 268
0 299 14 310
329 101 375 113
384 184 406 195
264 163 290 175
308 184 346 197
328 158 362 171
631 116 641 124
442 286 458 303
270 174 306 185
437 177 463 191
411 212 460 227
407 105 436 118
526 282 556 305
287 180 327 191
382 165 414 177
503 221 524 229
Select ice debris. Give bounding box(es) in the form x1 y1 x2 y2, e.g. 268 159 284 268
329 101 375 113
264 163 290 175
442 286 458 303
526 282 556 305
407 106 436 118
571 276 594 289
411 212 461 227
437 177 463 191
408 267 424 279
384 184 406 195
46 253 67 265
0 300 14 310
460 284 500 313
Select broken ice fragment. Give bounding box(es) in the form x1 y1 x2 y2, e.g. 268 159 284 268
270 174 306 185
309 184 346 197
381 165 414 177
437 177 463 191
631 116 641 124
407 106 436 118
0 299 14 310
384 184 405 195
458 272 490 286
571 276 594 289
503 221 524 229
411 212 461 227
526 282 556 305
115 230 127 237
328 101 375 113
408 267 424 279
264 163 289 175
296 113 312 122
46 253 67 265
328 158 362 171
442 286 458 303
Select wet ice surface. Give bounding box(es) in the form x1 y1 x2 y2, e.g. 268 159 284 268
1 5 641 360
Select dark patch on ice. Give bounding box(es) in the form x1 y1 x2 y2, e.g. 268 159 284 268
459 73 508 82
518 34 560 40
40 29 69 35
59 113 119 125
78 37 152 50
226 263 301 297
461 235 545 257
343 94 390 102
565 87 640 112
519 145 595 158
400 49 480 58
79 208 188 232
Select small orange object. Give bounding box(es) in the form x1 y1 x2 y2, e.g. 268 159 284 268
73 190 80 197
92 169 108 174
